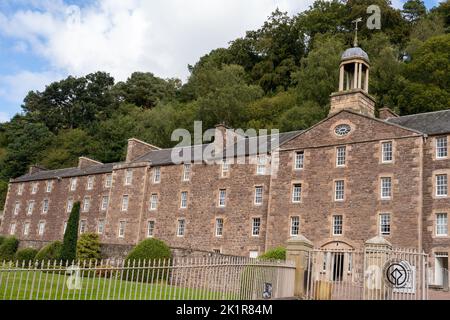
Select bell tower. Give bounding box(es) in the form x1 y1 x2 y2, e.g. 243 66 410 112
329 19 376 117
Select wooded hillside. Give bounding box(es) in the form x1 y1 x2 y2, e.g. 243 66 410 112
0 0 449 208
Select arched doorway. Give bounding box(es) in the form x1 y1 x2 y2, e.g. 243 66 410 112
320 241 355 282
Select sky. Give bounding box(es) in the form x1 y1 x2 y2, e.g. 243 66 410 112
0 0 441 123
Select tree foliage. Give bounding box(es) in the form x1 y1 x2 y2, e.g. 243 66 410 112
60 202 80 262
76 233 101 261
0 237 19 261
35 241 63 262
0 0 448 211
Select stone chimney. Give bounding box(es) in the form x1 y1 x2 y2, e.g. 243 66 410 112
29 165 47 175
378 107 399 120
126 138 161 162
214 124 243 156
78 157 103 169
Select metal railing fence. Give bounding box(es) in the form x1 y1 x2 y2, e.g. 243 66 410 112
0 256 295 300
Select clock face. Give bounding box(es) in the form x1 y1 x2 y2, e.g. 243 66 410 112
335 124 351 136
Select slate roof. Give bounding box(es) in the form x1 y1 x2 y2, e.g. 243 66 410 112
13 163 118 183
217 130 303 158
387 109 450 135
13 109 450 183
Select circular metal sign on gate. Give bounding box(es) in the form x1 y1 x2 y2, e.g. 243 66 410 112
383 259 412 288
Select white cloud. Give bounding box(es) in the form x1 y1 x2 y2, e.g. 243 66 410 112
0 0 314 82
0 70 64 104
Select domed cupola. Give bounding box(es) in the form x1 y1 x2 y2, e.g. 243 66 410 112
329 18 376 118
338 46 370 92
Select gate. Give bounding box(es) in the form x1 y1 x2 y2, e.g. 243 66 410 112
305 247 428 300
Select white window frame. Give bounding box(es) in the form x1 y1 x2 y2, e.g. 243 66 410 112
382 142 393 163
42 199 49 214
290 216 300 236
13 202 20 216
105 174 112 188
436 137 448 159
333 215 343 236
218 189 227 207
118 221 126 238
79 220 87 234
335 180 345 201
436 213 448 237
180 191 188 209
380 213 391 236
336 146 346 167
38 221 45 236
256 155 266 175
27 201 35 216
101 196 109 211
221 160 229 177
249 251 259 259
87 176 94 190
82 197 91 213
183 164 191 181
292 184 302 203
125 169 133 186
23 222 30 236
31 183 38 195
295 151 304 170
97 219 105 235
46 180 53 193
177 219 185 237
121 195 129 212
436 174 448 197
254 186 263 205
381 177 392 200
147 220 155 238
153 167 161 184
150 194 158 211
252 218 261 237
63 221 67 234
70 178 77 191
9 223 16 235
18 183 24 196
215 218 224 237
66 198 74 213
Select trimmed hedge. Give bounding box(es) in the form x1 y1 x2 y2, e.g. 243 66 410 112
77 233 101 261
126 238 172 262
15 248 38 265
259 247 286 261
0 237 19 261
125 239 172 281
35 241 63 262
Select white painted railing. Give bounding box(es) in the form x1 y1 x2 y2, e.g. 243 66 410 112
0 257 295 300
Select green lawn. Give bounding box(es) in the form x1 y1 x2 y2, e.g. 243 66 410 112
0 270 236 300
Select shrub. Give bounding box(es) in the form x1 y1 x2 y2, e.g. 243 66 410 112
15 248 38 265
60 202 80 262
259 247 286 261
35 241 63 262
125 238 172 281
0 237 19 261
0 236 5 246
77 233 101 262
126 238 171 262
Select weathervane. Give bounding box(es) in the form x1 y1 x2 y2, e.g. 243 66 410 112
352 17 363 47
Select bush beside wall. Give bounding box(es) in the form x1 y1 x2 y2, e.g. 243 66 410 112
0 237 19 261
35 241 63 262
15 248 38 264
